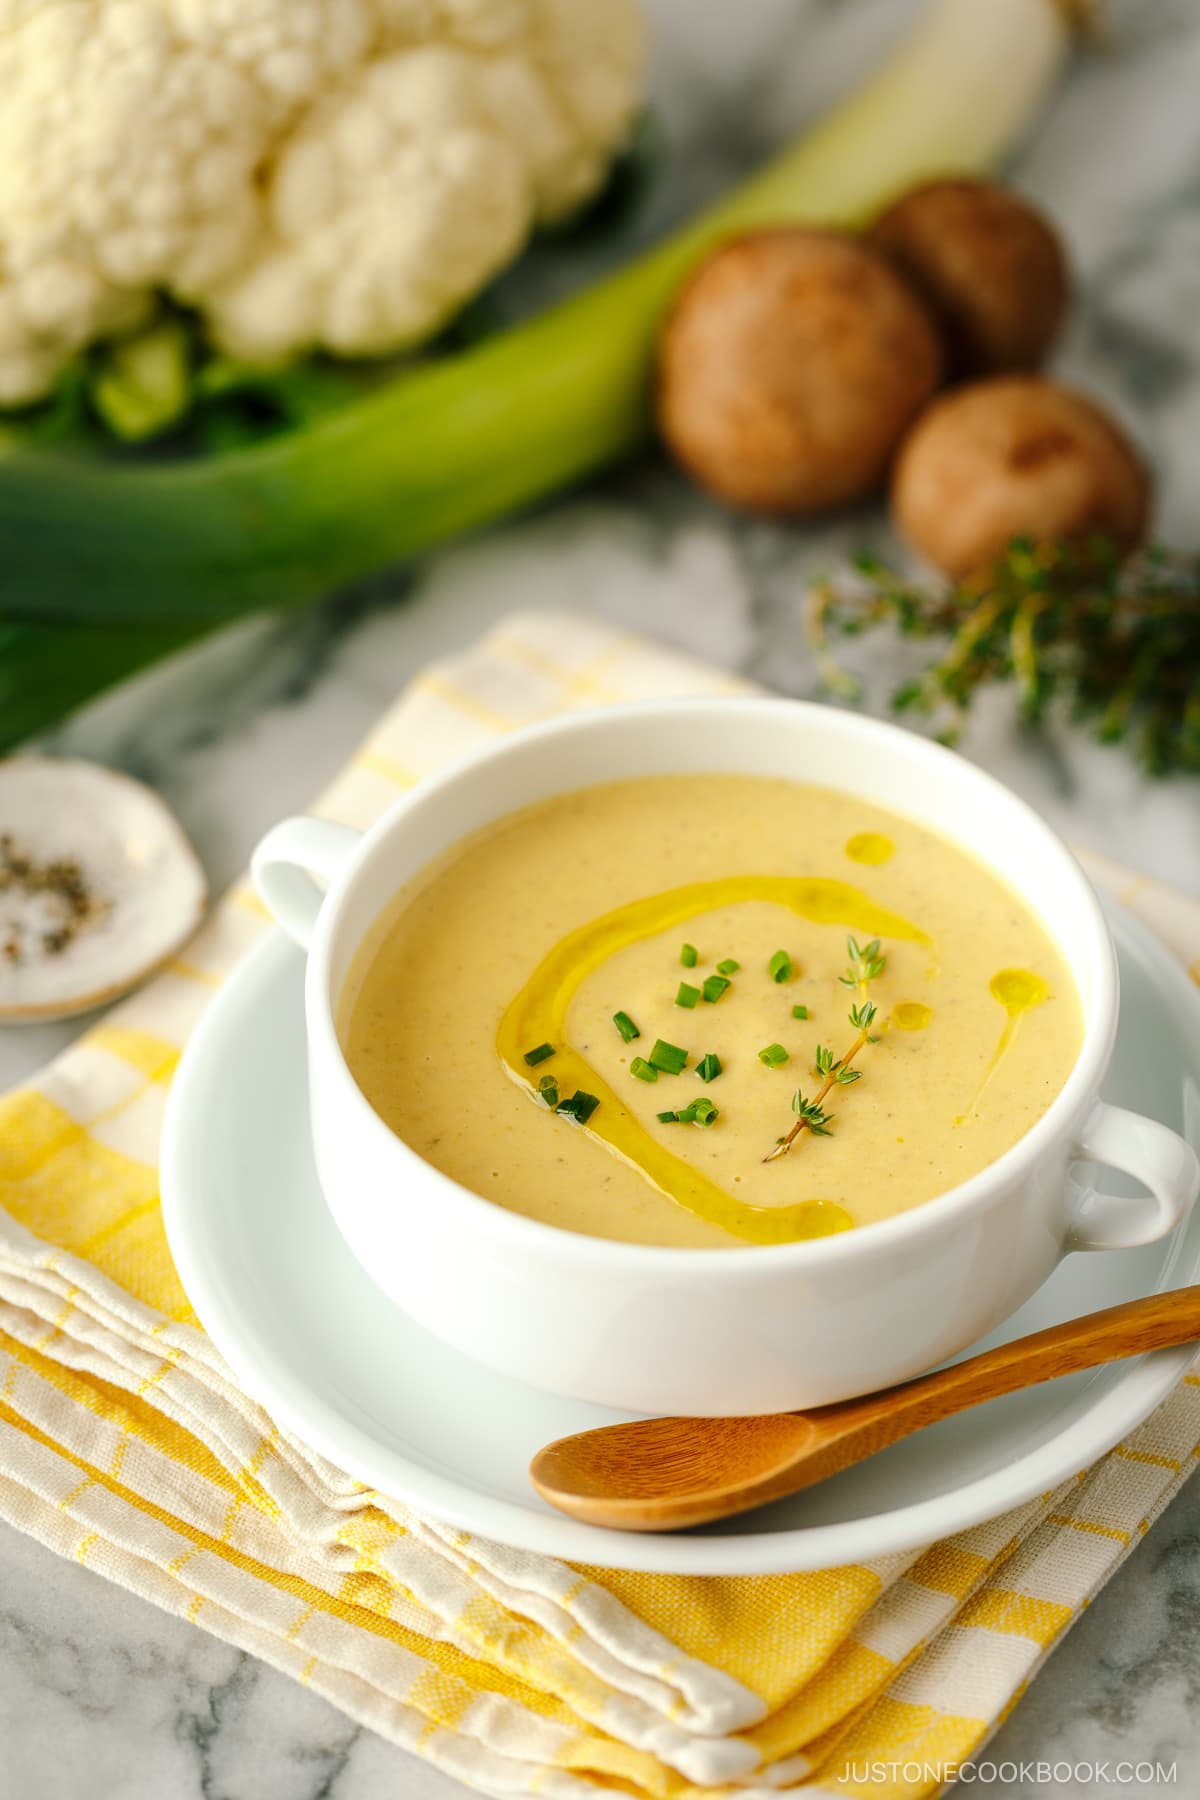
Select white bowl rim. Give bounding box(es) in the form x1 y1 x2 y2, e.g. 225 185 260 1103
307 696 1117 1272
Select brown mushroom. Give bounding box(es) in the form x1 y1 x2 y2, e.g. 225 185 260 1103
891 376 1152 578
656 229 943 515
870 177 1068 378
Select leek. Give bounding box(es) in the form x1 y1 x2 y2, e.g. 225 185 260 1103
0 616 214 747
0 0 1072 741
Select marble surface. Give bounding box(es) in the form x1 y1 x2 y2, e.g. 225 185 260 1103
4 1 1200 1793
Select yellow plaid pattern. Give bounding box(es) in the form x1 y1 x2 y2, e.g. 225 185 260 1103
1 612 1198 1800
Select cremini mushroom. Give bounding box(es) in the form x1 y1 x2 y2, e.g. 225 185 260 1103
890 376 1152 578
656 229 943 514
870 177 1068 377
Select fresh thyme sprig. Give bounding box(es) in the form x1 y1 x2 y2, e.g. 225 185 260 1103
806 538 1200 776
763 942 886 1163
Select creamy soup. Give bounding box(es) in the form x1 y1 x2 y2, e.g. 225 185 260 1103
340 777 1082 1249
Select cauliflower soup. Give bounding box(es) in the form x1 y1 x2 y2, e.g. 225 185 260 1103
339 775 1081 1249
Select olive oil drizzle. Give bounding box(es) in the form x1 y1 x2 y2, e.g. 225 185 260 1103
845 832 895 866
957 967 1050 1125
497 875 928 1246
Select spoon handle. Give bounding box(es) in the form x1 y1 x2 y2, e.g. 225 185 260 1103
807 1284 1200 1470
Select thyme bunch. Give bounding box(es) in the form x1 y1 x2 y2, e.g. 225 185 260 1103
807 539 1200 776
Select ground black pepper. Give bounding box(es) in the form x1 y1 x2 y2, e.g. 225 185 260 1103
0 833 106 966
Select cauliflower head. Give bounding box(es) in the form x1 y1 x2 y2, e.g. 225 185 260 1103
0 0 646 404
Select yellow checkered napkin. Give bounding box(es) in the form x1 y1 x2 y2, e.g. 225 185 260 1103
1 612 1198 1800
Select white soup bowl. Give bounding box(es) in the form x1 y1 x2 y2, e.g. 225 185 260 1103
251 700 1199 1416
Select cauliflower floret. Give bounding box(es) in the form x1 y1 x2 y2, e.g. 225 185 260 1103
208 50 531 361
0 0 270 403
165 0 379 126
0 0 646 405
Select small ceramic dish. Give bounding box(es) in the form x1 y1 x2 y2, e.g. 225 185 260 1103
250 700 1199 1416
0 756 206 1023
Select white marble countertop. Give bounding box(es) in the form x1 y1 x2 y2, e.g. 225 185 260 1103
4 2 1200 1794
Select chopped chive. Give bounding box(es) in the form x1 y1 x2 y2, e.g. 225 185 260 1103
523 1042 555 1066
612 1010 640 1042
716 958 740 975
657 1109 680 1123
629 1056 658 1083
680 942 698 968
758 1042 790 1067
768 950 792 983
556 1090 599 1124
691 1097 718 1127
695 1052 722 1082
537 1075 559 1108
701 974 731 1004
675 981 700 1009
674 1101 699 1124
792 1004 809 1020
648 1038 688 1075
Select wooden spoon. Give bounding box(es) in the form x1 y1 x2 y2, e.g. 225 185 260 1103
530 1286 1200 1532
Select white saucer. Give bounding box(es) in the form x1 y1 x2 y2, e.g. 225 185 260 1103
161 898 1200 1574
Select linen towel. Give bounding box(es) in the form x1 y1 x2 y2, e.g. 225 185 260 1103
1 611 1198 1800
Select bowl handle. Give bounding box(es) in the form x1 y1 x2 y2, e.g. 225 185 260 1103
1065 1100 1200 1251
251 817 362 950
